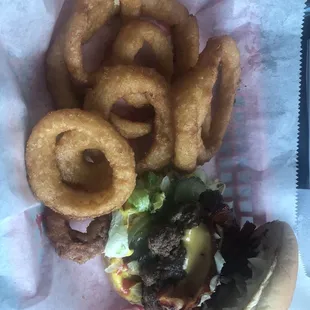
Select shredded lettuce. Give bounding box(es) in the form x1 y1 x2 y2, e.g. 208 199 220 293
160 175 171 193
105 170 227 263
105 173 168 259
214 250 226 274
151 192 166 213
147 171 162 188
128 282 143 305
127 260 140 275
191 167 226 194
198 293 211 307
127 172 167 213
128 189 150 212
105 211 133 258
104 258 123 273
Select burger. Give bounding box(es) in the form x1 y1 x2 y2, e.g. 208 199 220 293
103 169 298 310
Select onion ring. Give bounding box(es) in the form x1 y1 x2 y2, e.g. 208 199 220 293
140 0 188 26
84 65 173 171
64 0 120 87
118 0 198 75
122 93 148 107
172 15 199 76
120 0 141 21
44 208 110 264
140 0 199 75
110 113 152 139
109 98 153 138
173 36 240 171
46 23 81 109
111 20 173 81
56 134 113 192
26 109 136 218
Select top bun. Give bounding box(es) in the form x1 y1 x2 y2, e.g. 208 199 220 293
242 221 298 310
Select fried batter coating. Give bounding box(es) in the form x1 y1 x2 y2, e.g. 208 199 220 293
118 0 198 76
140 0 198 75
45 208 110 264
112 20 173 81
64 0 120 86
141 0 188 26
56 135 113 192
84 65 173 171
173 36 240 171
172 15 199 76
120 0 141 21
46 23 81 109
110 113 152 139
26 109 136 218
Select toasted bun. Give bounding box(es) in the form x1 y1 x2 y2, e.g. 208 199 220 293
104 221 298 310
243 221 298 310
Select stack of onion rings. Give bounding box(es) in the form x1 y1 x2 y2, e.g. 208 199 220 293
63 0 198 89
173 36 241 172
47 0 200 160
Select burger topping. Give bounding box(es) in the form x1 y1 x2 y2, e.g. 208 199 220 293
180 224 213 298
104 170 237 310
202 222 263 309
183 224 212 274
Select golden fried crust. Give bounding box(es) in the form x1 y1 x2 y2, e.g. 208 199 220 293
44 208 110 264
64 0 120 86
110 113 152 139
198 36 240 162
172 15 199 76
55 135 112 192
141 0 188 26
84 65 173 171
123 93 149 107
26 109 136 219
173 36 240 171
112 20 173 81
46 23 81 109
120 0 141 21
140 0 198 76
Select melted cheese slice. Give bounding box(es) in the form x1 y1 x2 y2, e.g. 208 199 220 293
182 224 212 297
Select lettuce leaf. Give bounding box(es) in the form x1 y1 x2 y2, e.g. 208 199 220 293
191 167 226 194
151 192 166 212
128 189 150 212
127 172 167 213
160 175 171 193
105 211 133 258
